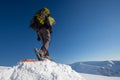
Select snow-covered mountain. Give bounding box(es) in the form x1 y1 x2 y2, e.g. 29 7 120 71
70 60 120 77
0 60 85 80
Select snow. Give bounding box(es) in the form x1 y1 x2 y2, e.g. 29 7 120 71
0 66 14 80
70 60 120 80
0 59 85 80
70 60 120 77
1 60 120 80
80 73 120 80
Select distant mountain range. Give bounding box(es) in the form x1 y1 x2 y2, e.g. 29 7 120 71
70 60 120 77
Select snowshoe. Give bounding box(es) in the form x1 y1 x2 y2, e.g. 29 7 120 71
34 48 45 60
34 48 52 61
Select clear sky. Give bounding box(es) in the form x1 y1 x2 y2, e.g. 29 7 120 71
0 0 120 66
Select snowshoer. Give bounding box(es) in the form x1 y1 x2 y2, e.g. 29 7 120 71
30 8 55 60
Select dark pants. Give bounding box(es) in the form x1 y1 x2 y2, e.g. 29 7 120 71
38 28 51 57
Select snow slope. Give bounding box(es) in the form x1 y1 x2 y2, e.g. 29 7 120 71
80 73 120 80
70 60 120 77
0 60 85 80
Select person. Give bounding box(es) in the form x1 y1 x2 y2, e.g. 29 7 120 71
30 8 55 60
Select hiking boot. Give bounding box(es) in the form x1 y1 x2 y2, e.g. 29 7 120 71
39 50 45 58
44 55 51 60
34 48 45 60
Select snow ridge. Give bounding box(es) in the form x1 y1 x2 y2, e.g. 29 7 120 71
0 60 85 80
70 60 120 77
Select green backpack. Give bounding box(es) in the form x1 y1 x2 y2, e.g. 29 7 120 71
30 8 50 32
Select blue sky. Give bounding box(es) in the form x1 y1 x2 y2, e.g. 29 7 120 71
0 0 120 66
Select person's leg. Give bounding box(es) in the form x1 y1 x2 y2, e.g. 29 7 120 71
41 29 51 57
38 29 51 59
41 29 50 49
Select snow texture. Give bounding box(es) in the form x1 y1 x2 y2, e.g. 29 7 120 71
70 60 120 77
80 73 120 80
0 60 85 80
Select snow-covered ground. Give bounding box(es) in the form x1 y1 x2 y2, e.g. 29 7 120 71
80 73 120 80
0 60 120 80
0 60 85 80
